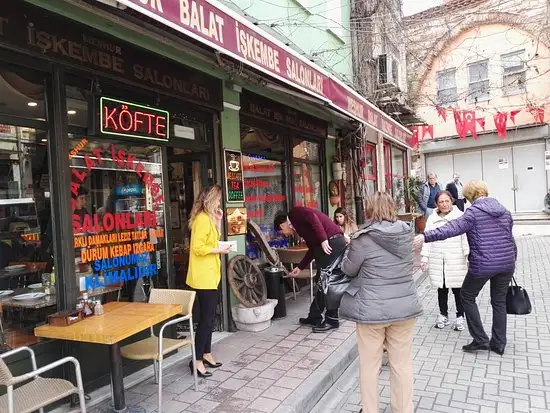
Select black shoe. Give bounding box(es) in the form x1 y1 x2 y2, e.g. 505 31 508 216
299 317 320 326
312 323 339 333
462 341 490 353
490 345 505 356
203 359 223 368
189 360 212 378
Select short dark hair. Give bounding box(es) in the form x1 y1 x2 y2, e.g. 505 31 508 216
274 213 288 231
435 190 455 204
77 186 89 196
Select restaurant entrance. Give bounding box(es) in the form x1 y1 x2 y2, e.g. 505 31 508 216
166 150 224 332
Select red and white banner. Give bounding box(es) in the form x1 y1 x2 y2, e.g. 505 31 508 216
117 0 411 147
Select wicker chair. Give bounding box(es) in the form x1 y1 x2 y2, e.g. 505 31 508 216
120 288 198 413
0 346 86 413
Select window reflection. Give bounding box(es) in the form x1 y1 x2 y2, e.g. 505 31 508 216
0 70 46 120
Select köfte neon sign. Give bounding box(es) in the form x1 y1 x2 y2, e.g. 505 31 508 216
100 97 170 141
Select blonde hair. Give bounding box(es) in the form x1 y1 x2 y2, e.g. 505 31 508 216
365 192 397 222
189 185 222 229
463 179 489 202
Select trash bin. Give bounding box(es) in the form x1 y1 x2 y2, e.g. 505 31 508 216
264 265 287 319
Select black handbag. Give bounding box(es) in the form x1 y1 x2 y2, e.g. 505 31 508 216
506 276 532 315
319 248 352 310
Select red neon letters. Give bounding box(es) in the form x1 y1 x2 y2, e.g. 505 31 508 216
103 104 167 139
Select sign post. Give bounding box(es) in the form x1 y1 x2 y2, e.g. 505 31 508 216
224 149 245 203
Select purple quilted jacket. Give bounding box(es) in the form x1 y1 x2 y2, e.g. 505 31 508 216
423 197 516 276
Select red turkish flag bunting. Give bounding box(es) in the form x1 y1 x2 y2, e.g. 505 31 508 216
494 112 508 139
421 124 434 140
476 118 486 131
527 105 545 123
407 125 419 147
463 111 478 139
453 111 466 139
436 106 447 122
454 110 478 139
510 110 521 124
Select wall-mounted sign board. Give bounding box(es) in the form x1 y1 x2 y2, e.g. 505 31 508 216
224 149 245 203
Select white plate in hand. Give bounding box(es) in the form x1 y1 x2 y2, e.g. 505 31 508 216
27 283 43 289
0 290 14 297
13 292 46 301
4 265 26 272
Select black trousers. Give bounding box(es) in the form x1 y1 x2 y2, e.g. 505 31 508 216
461 271 513 349
455 199 466 212
438 281 464 318
194 289 218 360
307 236 347 326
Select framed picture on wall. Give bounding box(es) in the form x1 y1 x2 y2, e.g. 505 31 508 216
226 207 247 235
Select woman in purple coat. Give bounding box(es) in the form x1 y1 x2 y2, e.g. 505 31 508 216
414 180 517 355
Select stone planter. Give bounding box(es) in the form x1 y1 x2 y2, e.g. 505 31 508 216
231 299 278 332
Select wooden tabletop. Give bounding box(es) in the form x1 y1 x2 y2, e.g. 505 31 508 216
34 302 182 345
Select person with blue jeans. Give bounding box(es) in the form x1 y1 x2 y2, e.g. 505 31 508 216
414 180 517 355
418 173 443 218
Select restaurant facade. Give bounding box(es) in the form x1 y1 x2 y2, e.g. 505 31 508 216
0 0 411 398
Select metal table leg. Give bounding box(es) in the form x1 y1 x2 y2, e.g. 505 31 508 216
109 343 126 412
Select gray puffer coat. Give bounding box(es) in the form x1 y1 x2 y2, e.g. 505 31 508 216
340 220 423 324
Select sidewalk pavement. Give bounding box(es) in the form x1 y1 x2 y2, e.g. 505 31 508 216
87 253 424 413
313 235 550 413
89 292 358 413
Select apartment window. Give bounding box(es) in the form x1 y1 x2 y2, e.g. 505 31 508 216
436 69 457 105
468 60 489 102
502 50 526 95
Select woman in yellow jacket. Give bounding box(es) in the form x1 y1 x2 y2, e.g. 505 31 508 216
187 185 231 378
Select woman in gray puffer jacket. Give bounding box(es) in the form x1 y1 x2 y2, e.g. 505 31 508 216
340 192 422 413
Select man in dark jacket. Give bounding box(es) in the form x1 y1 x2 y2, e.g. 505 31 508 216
414 180 517 355
446 173 466 211
275 207 346 332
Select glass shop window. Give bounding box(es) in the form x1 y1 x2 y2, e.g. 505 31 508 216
0 66 57 350
293 139 321 210
240 126 288 261
69 138 167 303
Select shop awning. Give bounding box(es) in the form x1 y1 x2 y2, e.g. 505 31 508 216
116 0 412 149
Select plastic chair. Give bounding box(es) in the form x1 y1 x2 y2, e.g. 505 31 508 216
120 288 198 413
0 346 86 413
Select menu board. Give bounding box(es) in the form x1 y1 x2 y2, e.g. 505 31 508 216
224 149 245 203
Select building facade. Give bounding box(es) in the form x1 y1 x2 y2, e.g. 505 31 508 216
406 0 550 215
0 0 410 396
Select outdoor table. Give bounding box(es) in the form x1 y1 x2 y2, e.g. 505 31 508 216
34 301 181 412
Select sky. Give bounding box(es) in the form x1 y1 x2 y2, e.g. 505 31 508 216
402 0 444 16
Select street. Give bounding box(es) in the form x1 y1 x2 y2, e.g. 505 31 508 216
313 235 550 413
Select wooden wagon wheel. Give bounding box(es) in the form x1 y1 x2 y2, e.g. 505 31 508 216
247 220 279 265
228 255 267 307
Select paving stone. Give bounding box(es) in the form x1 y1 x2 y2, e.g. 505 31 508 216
246 397 281 413
320 237 550 413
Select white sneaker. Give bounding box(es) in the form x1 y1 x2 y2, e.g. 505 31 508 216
435 314 450 329
453 316 466 331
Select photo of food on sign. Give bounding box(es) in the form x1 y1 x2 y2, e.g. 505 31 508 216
227 207 247 236
69 137 167 303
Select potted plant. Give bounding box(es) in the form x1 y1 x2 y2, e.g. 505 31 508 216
404 175 426 233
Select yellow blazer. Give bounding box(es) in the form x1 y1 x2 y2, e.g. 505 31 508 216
186 212 221 290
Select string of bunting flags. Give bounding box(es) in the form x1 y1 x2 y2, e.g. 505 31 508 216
407 104 546 147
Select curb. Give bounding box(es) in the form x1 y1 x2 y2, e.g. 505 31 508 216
273 331 359 413
302 269 430 413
